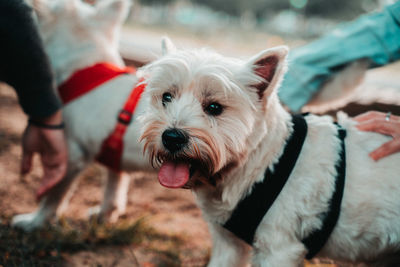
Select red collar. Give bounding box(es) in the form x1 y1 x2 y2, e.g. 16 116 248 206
58 62 135 104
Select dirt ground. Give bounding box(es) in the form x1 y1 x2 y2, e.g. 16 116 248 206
0 83 211 266
1 58 399 266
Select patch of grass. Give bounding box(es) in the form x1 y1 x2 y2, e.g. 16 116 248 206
0 215 333 267
141 229 209 267
0 216 164 266
0 217 336 266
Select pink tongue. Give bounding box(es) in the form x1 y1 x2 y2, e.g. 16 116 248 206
158 161 190 188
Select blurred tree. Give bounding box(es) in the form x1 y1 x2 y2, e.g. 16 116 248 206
190 0 245 16
302 0 371 19
190 0 378 21
138 0 176 5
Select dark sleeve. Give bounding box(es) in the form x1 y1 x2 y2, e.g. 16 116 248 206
0 0 61 118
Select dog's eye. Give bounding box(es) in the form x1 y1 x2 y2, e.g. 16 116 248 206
162 92 173 106
205 102 223 116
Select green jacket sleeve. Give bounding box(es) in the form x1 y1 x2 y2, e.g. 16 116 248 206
280 2 400 112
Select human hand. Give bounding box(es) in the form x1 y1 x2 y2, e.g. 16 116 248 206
21 110 68 200
354 111 400 161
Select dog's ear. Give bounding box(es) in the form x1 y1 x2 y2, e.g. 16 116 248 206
58 0 79 13
33 0 80 19
246 46 288 100
161 36 176 55
32 0 52 19
96 0 132 27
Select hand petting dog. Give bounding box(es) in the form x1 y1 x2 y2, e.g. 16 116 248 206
21 110 68 201
12 0 149 232
355 111 400 161
0 0 68 201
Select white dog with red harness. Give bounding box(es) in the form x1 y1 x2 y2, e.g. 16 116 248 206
12 0 153 230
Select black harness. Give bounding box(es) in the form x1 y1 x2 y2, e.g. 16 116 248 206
223 114 347 259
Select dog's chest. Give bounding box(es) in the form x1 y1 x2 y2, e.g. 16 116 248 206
200 115 345 257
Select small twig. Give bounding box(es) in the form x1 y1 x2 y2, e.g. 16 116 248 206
128 246 140 267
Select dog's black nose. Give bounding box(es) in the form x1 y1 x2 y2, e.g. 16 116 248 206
162 128 188 153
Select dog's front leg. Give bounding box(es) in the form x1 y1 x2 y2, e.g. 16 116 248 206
12 141 86 231
12 162 84 231
207 223 251 267
251 238 305 267
89 170 130 223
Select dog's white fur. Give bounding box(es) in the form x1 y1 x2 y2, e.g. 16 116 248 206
139 39 400 266
12 0 153 230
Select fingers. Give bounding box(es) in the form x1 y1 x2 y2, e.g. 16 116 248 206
353 111 381 123
21 150 33 174
36 186 49 201
21 125 34 175
356 120 396 136
36 173 59 201
36 176 62 201
354 111 399 123
36 165 67 201
36 154 68 201
370 139 400 161
36 130 68 201
354 111 400 161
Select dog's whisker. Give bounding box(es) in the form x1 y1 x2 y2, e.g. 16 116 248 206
192 142 201 159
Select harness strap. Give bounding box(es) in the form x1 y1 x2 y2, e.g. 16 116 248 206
96 80 146 172
58 62 135 104
57 62 145 172
223 114 308 244
302 123 346 259
223 115 347 260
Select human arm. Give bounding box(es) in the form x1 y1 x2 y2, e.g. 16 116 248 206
0 0 61 118
0 0 67 199
279 2 400 112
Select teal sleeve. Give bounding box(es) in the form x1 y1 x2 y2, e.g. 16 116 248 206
279 1 400 112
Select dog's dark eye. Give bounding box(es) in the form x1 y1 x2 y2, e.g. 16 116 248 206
162 92 173 106
205 102 223 116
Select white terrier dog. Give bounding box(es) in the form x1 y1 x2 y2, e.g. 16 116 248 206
12 0 154 230
139 39 400 266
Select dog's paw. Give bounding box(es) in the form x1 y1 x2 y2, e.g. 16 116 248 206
88 205 102 222
11 212 47 232
88 205 122 224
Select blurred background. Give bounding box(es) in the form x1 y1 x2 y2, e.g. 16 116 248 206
121 0 400 116
1 0 399 266
121 0 393 60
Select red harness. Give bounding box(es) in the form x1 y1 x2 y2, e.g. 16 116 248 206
58 62 146 172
